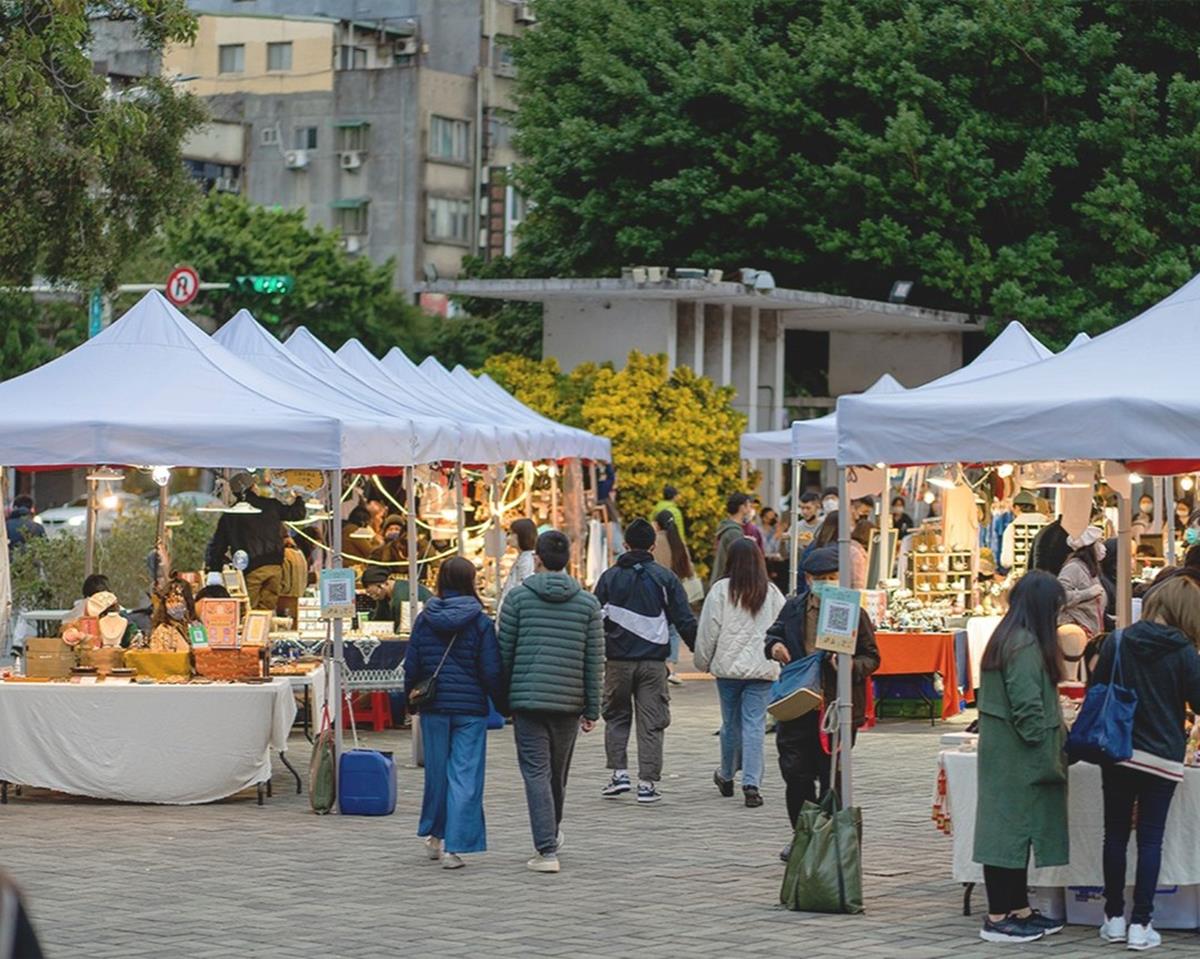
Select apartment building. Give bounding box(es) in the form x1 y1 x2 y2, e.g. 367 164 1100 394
91 0 533 292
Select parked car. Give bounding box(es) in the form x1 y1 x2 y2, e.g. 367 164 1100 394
37 492 147 538
161 491 221 510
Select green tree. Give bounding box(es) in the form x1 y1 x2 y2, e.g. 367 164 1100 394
0 292 87 380
510 0 1200 347
163 193 436 354
0 1 205 287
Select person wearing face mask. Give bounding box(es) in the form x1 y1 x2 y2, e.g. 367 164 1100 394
1176 500 1194 534
890 496 915 540
147 578 198 652
369 514 407 569
1056 526 1107 680
820 488 839 518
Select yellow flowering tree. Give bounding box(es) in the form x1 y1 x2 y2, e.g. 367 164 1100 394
480 350 750 576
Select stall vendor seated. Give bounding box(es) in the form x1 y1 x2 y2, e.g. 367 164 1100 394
141 578 198 652
360 565 431 632
65 580 142 648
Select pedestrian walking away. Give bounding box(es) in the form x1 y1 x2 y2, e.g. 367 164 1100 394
652 509 702 686
763 546 879 857
973 571 1069 944
710 492 754 587
498 530 604 874
403 557 505 871
695 539 785 808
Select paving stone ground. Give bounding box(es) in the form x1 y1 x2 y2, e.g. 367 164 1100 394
3 670 1198 958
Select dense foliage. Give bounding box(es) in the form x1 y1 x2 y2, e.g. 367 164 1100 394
482 351 749 573
504 0 1200 347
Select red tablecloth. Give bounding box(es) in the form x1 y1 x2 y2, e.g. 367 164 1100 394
867 631 963 722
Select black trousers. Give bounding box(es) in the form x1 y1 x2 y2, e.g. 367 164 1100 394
777 712 857 826
983 864 1029 916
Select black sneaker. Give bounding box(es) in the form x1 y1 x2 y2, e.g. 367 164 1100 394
713 770 734 797
1026 910 1064 936
743 785 763 808
601 774 631 798
979 915 1044 944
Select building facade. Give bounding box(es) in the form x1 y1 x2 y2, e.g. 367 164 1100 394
91 0 532 292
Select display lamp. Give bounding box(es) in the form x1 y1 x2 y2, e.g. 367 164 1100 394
151 466 171 488
923 490 936 505
305 498 325 511
1044 470 1090 489
100 493 119 510
1183 476 1196 493
1129 472 1143 485
164 514 183 528
86 467 123 482
996 463 1015 479
224 501 262 515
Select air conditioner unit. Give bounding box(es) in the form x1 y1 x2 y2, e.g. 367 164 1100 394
516 3 538 24
343 235 362 253
284 149 309 170
494 60 517 79
396 36 418 57
339 150 363 171
213 176 240 194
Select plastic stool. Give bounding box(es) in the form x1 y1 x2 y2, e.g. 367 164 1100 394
342 691 393 733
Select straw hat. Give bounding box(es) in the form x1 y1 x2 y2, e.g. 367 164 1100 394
85 591 119 619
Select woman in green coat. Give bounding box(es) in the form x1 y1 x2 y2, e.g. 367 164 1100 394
974 571 1069 945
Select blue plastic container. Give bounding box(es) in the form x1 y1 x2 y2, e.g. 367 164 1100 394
338 749 397 816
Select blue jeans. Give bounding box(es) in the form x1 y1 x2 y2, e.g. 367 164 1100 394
417 713 488 854
716 678 773 788
667 625 681 665
1102 764 1178 926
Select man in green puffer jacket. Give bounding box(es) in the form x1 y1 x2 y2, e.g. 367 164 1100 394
499 530 604 875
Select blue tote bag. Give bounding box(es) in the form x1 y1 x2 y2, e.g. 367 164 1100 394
1066 629 1138 765
768 651 826 721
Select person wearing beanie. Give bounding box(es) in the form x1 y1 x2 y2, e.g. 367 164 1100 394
594 518 698 804
370 513 407 569
763 545 879 858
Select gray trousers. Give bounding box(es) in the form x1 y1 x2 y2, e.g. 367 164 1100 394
513 711 580 855
602 659 671 782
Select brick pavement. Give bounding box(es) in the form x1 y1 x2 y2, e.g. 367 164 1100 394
3 677 1199 958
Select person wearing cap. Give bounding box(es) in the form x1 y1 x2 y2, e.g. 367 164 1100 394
999 491 1045 572
499 530 604 874
1057 526 1107 679
205 472 307 611
595 518 698 804
763 545 880 856
361 564 432 632
652 484 687 543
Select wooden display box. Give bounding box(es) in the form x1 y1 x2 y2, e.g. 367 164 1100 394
24 638 76 678
124 650 192 680
79 647 126 677
193 647 265 681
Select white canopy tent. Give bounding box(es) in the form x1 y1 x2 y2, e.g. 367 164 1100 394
214 311 454 467
0 292 352 468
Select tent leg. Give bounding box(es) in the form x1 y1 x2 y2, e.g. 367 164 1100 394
490 466 504 607
1117 489 1132 628
84 471 98 578
330 469 345 761
154 482 170 588
836 467 854 807
877 467 891 584
549 461 559 530
454 463 466 557
788 460 802 596
406 466 420 629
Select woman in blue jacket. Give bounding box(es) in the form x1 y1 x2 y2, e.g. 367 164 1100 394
404 557 504 870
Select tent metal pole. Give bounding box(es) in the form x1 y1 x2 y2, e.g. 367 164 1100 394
877 467 891 584
1117 489 1132 628
549 461 559 529
491 466 503 606
84 471 98 578
788 459 802 595
330 469 344 759
406 465 420 629
836 466 854 807
454 463 466 557
155 482 169 587
1165 477 1177 567
524 462 534 518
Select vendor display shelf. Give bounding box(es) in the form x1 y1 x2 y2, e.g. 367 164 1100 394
1009 519 1044 575
908 550 973 597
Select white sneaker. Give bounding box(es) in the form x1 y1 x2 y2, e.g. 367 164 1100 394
1127 923 1161 951
424 836 442 861
1100 915 1127 943
526 853 560 873
441 853 464 870
555 830 564 852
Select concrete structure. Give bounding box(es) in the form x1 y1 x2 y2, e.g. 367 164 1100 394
91 1 532 291
421 275 984 505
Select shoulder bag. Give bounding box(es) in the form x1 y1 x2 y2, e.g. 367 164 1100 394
408 632 460 710
1066 629 1138 764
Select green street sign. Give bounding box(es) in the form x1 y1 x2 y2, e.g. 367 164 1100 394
232 274 294 295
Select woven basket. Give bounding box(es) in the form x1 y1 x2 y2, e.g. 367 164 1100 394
193 647 264 681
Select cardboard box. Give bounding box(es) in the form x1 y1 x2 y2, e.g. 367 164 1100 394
1066 885 1200 930
24 638 76 678
1029 887 1065 921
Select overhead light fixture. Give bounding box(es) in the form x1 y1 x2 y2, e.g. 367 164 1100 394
151 466 172 488
996 463 1015 479
1043 469 1090 489
164 514 183 528
889 280 914 304
1129 472 1143 485
86 467 123 482
923 489 936 505
100 494 119 510
196 503 226 513
224 501 262 515
1183 476 1195 492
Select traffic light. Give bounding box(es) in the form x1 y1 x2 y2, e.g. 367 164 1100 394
232 275 294 295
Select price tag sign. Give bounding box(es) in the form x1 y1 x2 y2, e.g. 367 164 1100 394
319 568 357 620
814 585 861 655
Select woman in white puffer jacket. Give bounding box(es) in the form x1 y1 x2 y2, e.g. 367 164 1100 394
695 538 786 808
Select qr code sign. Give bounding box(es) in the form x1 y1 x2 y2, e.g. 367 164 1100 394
327 581 351 604
826 602 853 633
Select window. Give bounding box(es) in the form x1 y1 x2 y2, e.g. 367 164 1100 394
335 122 369 152
426 196 472 245
493 35 516 78
339 45 367 70
267 42 293 72
218 44 244 74
260 125 279 146
429 116 469 163
294 126 318 150
332 199 369 235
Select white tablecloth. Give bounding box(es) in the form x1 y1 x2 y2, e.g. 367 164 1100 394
0 679 296 804
965 615 1002 692
939 749 1200 885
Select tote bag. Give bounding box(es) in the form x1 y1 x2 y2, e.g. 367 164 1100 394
780 790 864 914
767 651 825 721
1066 629 1138 765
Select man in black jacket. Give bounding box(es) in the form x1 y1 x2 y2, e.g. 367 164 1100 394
594 518 697 804
205 472 306 610
764 546 880 851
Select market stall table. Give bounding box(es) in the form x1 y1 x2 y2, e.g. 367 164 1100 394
866 630 969 724
965 615 1002 695
8 609 72 657
0 678 297 805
